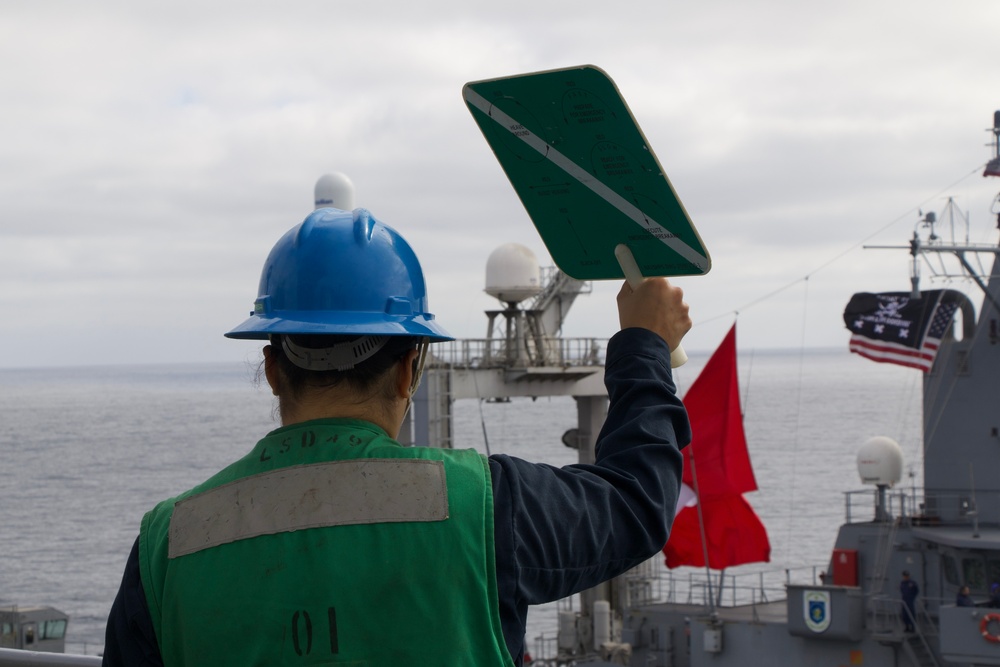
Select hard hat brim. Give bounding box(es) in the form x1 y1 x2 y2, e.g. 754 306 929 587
224 311 454 341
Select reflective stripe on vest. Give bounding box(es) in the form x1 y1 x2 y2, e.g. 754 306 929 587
168 459 449 558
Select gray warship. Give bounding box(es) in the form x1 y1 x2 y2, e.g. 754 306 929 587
0 604 69 653
416 112 1000 666
513 114 1000 666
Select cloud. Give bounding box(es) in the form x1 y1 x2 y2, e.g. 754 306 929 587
1 0 999 367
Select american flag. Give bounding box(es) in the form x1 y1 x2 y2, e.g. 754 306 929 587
843 290 960 372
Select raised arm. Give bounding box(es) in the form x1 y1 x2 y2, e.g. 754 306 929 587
490 277 693 610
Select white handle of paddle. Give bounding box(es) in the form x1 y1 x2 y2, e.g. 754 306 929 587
614 244 688 368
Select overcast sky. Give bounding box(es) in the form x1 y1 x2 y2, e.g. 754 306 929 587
2 0 999 369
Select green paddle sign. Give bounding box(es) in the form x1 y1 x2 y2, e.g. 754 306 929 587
463 65 710 281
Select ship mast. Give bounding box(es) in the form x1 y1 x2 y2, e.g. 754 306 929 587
859 112 1000 527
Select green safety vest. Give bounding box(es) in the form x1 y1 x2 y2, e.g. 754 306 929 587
139 418 514 666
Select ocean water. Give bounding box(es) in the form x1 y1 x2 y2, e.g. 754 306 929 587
0 347 924 655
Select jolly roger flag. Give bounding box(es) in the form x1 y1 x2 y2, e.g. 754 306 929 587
843 290 961 372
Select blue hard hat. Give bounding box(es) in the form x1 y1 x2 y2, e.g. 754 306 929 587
226 207 452 341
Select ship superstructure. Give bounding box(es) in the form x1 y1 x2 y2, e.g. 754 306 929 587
522 112 1000 667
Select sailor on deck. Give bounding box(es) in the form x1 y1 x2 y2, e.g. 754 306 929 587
101 207 692 666
900 571 919 632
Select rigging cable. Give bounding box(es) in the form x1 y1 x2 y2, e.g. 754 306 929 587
781 275 810 564
739 318 754 420
696 165 986 328
471 364 493 456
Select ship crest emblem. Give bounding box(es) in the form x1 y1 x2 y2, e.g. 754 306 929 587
804 590 831 633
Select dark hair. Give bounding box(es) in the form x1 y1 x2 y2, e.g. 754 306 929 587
269 334 419 403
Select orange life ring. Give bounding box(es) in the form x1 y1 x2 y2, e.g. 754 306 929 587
980 613 1000 643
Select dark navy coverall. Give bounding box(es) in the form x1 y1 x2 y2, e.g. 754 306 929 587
103 328 691 666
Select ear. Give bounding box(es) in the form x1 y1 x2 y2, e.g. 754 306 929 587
395 348 420 399
263 345 281 397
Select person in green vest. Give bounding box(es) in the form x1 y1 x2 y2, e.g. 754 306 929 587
103 206 692 666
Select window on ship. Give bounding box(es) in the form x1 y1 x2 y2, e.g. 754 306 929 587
1 622 14 644
964 555 987 590
943 553 959 586
987 558 1000 589
40 619 66 640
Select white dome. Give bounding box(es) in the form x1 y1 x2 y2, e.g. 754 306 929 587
857 436 904 487
485 243 542 305
314 173 356 210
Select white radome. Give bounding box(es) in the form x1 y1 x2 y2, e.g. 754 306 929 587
485 243 542 305
856 436 904 487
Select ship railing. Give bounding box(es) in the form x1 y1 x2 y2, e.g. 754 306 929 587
426 337 607 369
530 564 828 664
868 594 904 634
0 648 101 666
618 560 827 610
844 488 1000 526
867 594 941 640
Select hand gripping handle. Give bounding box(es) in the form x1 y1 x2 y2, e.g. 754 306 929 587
614 244 688 368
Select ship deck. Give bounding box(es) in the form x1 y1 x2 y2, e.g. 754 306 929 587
635 599 788 625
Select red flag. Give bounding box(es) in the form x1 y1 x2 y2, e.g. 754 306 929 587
665 494 770 569
663 324 771 569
